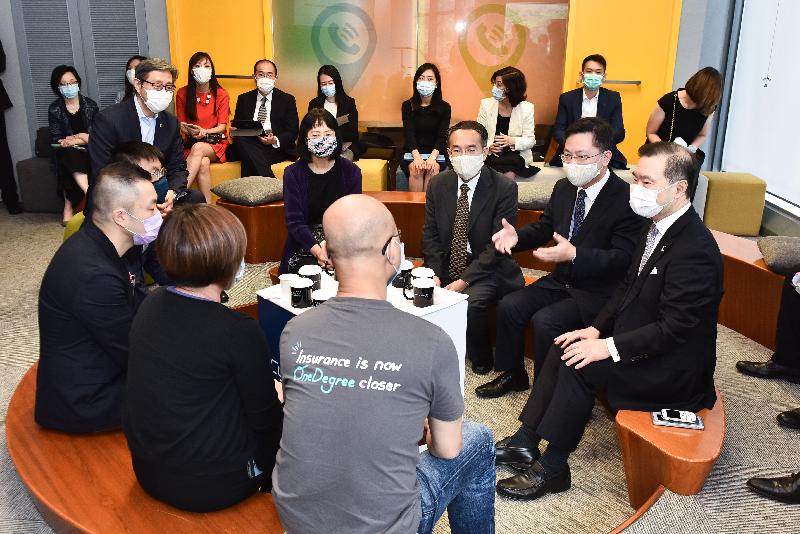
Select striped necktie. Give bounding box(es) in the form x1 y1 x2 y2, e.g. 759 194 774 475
257 96 268 123
638 224 660 274
448 183 471 282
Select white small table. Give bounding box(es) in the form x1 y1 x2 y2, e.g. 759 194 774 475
256 274 468 392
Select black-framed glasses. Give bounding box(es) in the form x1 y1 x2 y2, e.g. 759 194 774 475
140 79 176 92
560 152 602 164
381 229 402 255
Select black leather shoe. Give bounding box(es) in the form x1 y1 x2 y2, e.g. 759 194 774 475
777 407 800 430
747 472 800 504
6 202 22 215
736 359 800 383
496 461 571 500
471 359 493 375
475 370 529 398
495 436 540 471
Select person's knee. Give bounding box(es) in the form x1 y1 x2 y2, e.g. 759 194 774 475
461 421 495 462
497 291 525 323
532 306 560 335
199 157 211 172
189 142 206 156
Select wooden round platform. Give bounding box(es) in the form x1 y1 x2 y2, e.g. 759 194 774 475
5 363 283 533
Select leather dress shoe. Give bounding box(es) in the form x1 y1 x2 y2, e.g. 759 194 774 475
6 203 22 215
747 472 800 504
777 407 800 430
736 359 800 384
496 460 571 500
495 436 540 471
475 370 529 398
471 359 493 375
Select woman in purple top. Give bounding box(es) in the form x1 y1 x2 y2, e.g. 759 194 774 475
279 108 362 273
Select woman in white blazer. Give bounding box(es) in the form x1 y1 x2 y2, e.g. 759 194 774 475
477 66 537 179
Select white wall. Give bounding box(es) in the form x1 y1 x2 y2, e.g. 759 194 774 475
0 0 34 175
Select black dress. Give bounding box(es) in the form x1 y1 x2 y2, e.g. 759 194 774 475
56 109 91 205
400 98 451 177
653 89 709 165
485 114 537 178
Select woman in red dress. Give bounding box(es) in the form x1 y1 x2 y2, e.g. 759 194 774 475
176 52 229 203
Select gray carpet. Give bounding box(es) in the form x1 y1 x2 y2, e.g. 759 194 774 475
0 210 798 533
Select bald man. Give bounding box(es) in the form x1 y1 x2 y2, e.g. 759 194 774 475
272 195 496 534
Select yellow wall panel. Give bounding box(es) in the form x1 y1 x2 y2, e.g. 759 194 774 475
563 0 682 164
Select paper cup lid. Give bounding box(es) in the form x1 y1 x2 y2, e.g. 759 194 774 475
298 264 322 275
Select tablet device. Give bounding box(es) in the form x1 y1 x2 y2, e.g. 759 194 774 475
230 120 265 137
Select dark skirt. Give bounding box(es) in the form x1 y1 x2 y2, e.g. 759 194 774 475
485 149 538 178
56 148 90 205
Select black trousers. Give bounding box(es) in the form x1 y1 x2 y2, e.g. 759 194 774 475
462 274 524 364
132 456 264 513
234 137 290 177
518 344 611 452
774 276 800 369
0 109 19 207
493 280 584 376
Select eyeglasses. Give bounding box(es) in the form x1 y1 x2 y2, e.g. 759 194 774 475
150 168 166 180
449 147 484 157
560 152 602 164
254 73 276 80
381 229 402 255
140 79 176 92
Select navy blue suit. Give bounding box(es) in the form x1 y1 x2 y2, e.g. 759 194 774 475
550 87 627 169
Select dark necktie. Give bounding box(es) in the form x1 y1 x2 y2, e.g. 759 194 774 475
638 224 660 275
448 183 471 282
257 96 268 123
570 189 587 241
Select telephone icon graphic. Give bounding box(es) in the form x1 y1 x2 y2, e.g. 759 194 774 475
477 23 509 56
328 22 360 56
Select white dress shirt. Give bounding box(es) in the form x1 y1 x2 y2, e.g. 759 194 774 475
456 172 480 254
252 91 280 147
606 200 693 361
323 100 337 117
569 170 609 240
133 96 157 145
581 89 599 118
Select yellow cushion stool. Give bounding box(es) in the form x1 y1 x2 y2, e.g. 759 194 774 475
702 172 766 236
270 159 388 191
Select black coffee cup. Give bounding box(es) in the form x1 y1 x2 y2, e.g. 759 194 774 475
290 278 314 308
392 260 414 289
411 278 434 308
298 264 322 291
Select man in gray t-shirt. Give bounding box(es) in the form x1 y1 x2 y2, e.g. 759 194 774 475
272 195 495 534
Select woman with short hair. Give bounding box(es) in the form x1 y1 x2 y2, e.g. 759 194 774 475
477 66 538 180
48 65 99 224
124 204 283 512
279 108 362 274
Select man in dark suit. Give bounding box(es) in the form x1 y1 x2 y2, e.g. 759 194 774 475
231 59 299 177
88 58 204 216
549 54 627 170
494 141 723 501
36 163 156 433
476 118 644 398
422 120 524 373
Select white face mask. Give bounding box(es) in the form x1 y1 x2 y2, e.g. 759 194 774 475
193 66 212 84
565 161 601 187
451 154 484 181
629 181 679 218
126 68 136 85
256 77 275 94
143 89 173 114
386 240 405 286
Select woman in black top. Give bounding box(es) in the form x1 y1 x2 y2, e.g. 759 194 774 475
308 64 360 160
124 204 283 513
47 65 99 225
401 63 451 192
646 67 722 166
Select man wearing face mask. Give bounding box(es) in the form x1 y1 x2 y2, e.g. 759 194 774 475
494 142 722 501
422 120 524 375
88 58 204 218
231 59 299 177
36 162 159 433
549 54 627 170
477 117 644 399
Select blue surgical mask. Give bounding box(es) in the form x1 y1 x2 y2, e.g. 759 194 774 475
59 84 80 99
321 84 336 98
491 85 505 101
583 73 603 90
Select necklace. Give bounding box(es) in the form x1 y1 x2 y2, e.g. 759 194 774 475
196 92 212 106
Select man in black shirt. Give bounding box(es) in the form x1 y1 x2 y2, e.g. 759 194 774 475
36 162 159 433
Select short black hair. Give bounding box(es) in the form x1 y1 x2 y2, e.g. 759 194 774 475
448 120 489 148
638 141 698 198
253 59 278 76
582 54 607 71
564 117 613 153
92 162 152 219
490 66 527 107
297 108 343 162
111 141 164 167
50 65 81 96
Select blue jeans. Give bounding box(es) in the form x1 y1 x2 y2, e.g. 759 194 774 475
417 421 496 534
